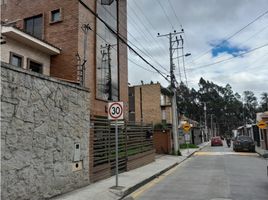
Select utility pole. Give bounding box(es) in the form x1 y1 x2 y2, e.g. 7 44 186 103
107 44 112 100
101 44 115 101
204 102 208 141
210 114 213 137
80 24 92 86
157 30 183 154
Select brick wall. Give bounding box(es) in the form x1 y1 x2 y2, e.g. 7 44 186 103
118 0 129 119
1 0 129 118
132 83 162 124
153 130 172 154
1 0 79 81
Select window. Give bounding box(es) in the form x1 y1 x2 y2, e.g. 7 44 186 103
27 59 43 74
24 15 43 39
1 0 7 5
96 1 118 101
50 9 62 23
9 52 23 67
161 108 166 120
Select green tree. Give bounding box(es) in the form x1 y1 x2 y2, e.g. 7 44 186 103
259 92 268 111
242 91 258 123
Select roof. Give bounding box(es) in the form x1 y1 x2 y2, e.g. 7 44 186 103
160 86 173 96
1 26 61 55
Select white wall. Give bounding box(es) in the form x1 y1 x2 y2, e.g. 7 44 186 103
1 37 50 75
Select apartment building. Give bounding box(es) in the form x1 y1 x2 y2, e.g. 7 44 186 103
1 0 128 117
1 25 60 75
129 82 172 125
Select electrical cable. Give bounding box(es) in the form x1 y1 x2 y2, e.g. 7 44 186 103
78 0 170 82
167 0 182 26
156 0 175 29
95 21 168 76
188 9 268 64
101 1 169 73
187 43 268 70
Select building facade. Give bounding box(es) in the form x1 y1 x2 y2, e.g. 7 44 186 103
129 82 172 125
1 26 60 75
257 112 268 150
1 0 128 117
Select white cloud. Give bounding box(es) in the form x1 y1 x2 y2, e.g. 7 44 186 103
127 0 268 99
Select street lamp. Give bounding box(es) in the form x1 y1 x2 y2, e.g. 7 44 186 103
173 53 191 59
185 53 191 57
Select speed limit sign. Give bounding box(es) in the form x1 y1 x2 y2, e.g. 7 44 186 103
108 102 124 120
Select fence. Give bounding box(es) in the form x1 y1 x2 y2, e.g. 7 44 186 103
90 118 154 182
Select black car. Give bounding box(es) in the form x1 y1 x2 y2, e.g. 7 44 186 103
233 135 255 152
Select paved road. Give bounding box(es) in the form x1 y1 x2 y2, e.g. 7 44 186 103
132 143 268 200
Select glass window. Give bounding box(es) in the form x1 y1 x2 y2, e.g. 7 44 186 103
24 15 43 39
10 53 23 67
162 109 166 120
28 60 43 74
51 9 61 23
96 0 118 101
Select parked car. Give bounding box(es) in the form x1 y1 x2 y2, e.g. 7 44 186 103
233 135 255 152
211 136 223 146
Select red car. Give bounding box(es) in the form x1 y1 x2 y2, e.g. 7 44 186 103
211 136 223 146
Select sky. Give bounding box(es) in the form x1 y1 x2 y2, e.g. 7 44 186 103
126 0 268 100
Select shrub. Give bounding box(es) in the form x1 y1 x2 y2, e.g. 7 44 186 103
180 143 198 149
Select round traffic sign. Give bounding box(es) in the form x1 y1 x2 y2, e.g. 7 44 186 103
108 102 123 120
183 122 191 132
257 120 267 129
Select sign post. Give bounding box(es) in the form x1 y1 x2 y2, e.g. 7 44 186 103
257 120 267 129
108 102 124 187
183 122 191 154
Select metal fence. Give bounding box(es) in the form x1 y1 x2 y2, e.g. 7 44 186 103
91 118 153 175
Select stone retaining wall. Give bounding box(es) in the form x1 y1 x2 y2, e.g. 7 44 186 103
1 62 91 199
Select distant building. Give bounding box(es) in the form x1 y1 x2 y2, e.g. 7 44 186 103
1 0 128 117
128 82 172 125
1 26 60 75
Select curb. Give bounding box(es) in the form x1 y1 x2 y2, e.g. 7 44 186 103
119 142 209 200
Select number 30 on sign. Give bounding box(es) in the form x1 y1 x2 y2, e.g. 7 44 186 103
108 102 124 120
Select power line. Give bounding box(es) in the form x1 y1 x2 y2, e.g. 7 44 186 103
167 0 182 26
95 29 168 76
192 23 268 66
188 9 268 64
100 3 169 74
127 5 169 73
79 0 170 82
131 1 168 54
128 59 165 74
156 0 175 29
187 43 268 70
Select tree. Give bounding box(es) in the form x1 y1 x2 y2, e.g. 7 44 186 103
259 92 268 111
242 91 258 123
175 78 264 135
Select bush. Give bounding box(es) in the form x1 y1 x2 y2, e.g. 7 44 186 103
154 122 167 130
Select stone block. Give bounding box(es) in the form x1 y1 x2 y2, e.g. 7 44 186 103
15 100 34 123
1 101 15 118
1 65 90 199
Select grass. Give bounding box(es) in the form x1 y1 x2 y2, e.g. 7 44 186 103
180 143 198 149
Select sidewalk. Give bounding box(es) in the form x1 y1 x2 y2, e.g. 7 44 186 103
255 146 268 157
52 142 209 200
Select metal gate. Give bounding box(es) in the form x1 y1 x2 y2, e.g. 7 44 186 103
91 117 153 181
